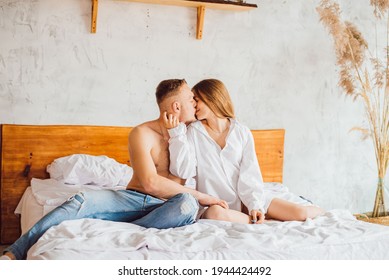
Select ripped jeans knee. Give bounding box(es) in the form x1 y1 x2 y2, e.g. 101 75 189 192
175 193 199 223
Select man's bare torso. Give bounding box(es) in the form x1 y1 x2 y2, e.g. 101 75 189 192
126 120 184 192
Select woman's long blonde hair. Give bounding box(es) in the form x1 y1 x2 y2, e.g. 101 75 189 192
192 79 235 119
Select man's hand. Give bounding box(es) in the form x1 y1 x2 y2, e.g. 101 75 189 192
162 112 179 129
250 209 265 224
198 193 229 209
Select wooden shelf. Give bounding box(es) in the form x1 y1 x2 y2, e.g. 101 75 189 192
91 0 258 39
117 0 257 11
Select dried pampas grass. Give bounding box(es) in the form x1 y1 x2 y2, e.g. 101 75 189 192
371 0 389 17
317 0 389 217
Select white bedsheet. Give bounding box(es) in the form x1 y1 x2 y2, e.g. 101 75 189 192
17 179 389 260
27 209 389 260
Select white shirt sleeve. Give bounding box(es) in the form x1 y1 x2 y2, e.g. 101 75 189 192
168 123 197 179
236 129 267 214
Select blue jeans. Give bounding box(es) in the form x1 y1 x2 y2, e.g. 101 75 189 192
5 190 199 259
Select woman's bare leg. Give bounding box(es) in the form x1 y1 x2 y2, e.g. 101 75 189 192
201 200 325 223
201 205 251 224
266 198 325 221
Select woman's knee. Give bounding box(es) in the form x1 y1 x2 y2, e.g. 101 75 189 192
202 205 227 221
293 206 309 221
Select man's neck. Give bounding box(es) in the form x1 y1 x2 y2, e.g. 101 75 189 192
157 117 170 140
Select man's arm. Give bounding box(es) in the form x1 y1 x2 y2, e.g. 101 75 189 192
128 126 227 208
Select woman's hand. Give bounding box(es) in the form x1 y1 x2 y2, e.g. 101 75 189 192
250 209 265 224
162 112 179 129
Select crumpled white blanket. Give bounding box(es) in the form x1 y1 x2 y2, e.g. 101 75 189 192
47 154 133 187
30 178 126 215
28 209 389 260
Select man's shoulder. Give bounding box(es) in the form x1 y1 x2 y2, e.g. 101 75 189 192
130 121 158 140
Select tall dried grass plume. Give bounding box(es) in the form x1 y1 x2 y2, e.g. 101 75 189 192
317 0 389 217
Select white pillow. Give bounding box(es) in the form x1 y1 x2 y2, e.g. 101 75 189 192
47 154 133 187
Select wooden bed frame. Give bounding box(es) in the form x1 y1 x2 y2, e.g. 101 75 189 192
0 124 284 244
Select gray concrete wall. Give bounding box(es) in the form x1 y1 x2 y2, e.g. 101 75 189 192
1 0 387 213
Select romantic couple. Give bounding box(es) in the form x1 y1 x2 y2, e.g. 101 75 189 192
2 79 324 260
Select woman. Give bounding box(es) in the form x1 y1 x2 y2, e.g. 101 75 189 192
164 79 324 224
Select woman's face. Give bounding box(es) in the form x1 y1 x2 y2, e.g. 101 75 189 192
194 95 213 120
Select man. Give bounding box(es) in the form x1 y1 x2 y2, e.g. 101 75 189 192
1 79 227 260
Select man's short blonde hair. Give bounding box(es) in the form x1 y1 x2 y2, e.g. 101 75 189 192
155 79 187 105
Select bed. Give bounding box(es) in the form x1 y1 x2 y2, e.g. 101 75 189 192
1 124 389 260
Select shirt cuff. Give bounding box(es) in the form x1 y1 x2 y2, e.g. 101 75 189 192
167 122 187 138
248 202 265 215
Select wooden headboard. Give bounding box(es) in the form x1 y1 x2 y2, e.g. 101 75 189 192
0 124 284 244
